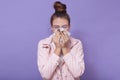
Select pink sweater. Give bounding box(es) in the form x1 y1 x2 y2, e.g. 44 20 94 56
37 35 85 80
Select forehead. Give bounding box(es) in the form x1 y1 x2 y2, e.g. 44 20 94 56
52 17 69 25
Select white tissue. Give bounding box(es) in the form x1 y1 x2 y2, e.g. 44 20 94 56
67 31 71 36
52 28 71 44
59 27 64 32
53 28 71 36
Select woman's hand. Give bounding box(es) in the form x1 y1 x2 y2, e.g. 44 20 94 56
53 30 61 48
52 30 71 56
52 30 61 55
60 31 71 55
60 31 70 48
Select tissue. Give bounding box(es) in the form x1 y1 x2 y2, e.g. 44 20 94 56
53 27 71 36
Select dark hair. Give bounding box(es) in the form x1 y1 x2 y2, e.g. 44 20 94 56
50 1 70 26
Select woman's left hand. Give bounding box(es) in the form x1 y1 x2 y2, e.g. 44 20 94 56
60 31 71 55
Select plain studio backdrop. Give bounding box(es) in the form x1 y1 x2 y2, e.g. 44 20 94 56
0 0 120 80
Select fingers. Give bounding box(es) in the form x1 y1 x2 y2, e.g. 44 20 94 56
62 31 70 42
63 31 69 38
53 30 61 44
61 32 66 42
55 30 61 37
53 30 70 44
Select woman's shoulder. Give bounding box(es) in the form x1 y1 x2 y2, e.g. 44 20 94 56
70 37 83 45
38 35 53 45
69 36 83 49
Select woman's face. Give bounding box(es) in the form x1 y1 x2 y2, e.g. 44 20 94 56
51 18 70 33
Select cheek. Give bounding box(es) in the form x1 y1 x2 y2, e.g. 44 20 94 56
51 28 55 33
67 27 70 31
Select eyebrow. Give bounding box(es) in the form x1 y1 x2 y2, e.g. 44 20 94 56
53 24 68 26
53 25 59 26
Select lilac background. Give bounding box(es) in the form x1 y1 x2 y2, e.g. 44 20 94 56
0 0 120 80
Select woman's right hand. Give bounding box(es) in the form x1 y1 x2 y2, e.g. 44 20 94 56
53 30 61 48
52 30 61 55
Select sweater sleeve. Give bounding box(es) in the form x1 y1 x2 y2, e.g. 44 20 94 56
37 41 60 80
63 40 85 78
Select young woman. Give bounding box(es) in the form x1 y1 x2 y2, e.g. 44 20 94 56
37 1 85 80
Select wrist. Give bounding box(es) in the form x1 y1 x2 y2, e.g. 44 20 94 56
62 47 70 55
54 48 61 56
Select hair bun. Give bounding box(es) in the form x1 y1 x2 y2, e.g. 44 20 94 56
54 1 66 13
